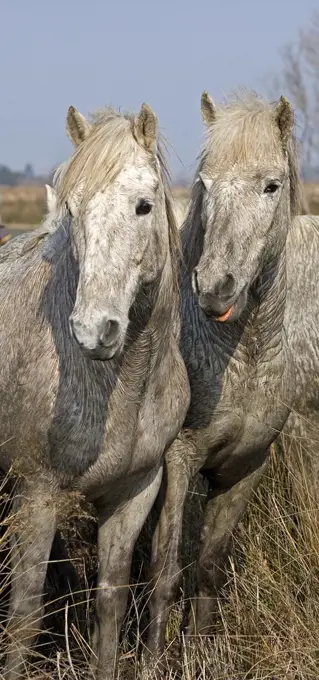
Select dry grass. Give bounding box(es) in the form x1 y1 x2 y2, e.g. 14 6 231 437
212 443 319 679
1 439 319 679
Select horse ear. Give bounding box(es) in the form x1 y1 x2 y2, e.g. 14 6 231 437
45 184 56 212
134 103 157 152
66 106 92 147
199 172 213 191
201 91 216 126
275 96 294 149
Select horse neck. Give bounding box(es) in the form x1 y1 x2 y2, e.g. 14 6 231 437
241 247 287 364
132 251 180 355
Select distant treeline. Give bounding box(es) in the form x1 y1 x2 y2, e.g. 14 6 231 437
0 163 188 187
0 163 49 187
1 162 319 189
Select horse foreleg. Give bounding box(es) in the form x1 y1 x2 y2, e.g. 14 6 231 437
143 438 195 669
188 454 268 637
4 478 57 679
91 465 163 680
47 529 86 636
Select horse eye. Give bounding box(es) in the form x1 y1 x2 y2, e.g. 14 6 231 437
136 199 152 216
264 182 279 194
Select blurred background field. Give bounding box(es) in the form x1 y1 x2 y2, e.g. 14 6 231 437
0 185 46 228
1 182 319 231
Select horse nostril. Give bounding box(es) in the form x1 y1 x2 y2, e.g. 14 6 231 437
103 320 111 337
192 269 200 296
69 317 75 337
100 318 120 347
69 317 84 346
216 273 236 298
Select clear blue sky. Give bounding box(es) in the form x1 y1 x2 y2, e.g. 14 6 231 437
0 0 317 179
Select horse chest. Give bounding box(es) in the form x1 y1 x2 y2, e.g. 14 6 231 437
186 349 290 477
78 344 189 500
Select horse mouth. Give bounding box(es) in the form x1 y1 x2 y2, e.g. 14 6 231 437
71 327 124 361
81 342 123 361
200 286 248 323
214 304 235 322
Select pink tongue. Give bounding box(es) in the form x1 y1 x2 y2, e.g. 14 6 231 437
215 304 234 322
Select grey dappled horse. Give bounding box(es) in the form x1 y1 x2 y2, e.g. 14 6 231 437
0 103 189 679
145 92 319 665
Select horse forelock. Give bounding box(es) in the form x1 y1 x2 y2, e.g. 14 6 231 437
55 109 162 207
